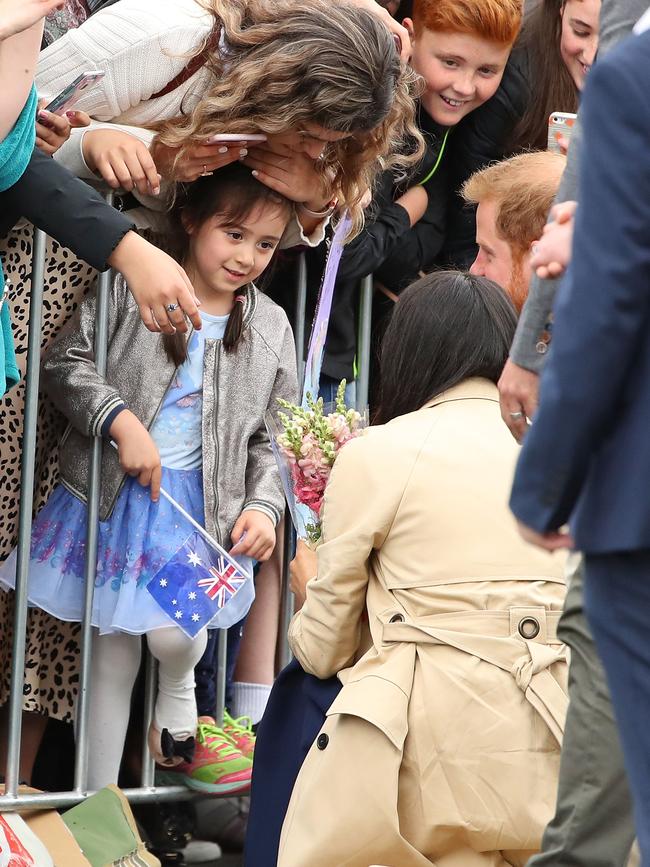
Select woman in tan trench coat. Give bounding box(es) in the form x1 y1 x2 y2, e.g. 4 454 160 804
279 272 568 867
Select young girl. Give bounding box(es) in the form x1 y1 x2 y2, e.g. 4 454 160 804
0 162 298 791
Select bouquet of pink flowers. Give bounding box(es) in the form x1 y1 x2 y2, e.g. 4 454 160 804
266 381 367 546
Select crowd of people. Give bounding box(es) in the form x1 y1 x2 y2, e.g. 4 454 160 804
1 0 649 864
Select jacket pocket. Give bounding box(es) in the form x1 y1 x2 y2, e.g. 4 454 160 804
325 674 409 750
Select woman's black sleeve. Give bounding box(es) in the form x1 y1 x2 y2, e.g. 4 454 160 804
0 148 135 271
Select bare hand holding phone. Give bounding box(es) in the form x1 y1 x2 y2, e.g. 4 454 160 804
35 101 90 156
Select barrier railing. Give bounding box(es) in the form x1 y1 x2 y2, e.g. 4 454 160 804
0 216 373 810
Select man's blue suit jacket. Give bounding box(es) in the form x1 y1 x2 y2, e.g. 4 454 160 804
511 29 650 554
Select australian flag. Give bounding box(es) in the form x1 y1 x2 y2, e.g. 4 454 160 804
147 532 250 638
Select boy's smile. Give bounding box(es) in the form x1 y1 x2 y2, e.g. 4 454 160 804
404 26 511 126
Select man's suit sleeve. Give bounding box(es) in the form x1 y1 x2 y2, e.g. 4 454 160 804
510 36 650 531
0 148 134 271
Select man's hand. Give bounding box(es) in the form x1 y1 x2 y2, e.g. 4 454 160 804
498 359 540 443
517 520 574 552
531 200 577 280
230 510 276 561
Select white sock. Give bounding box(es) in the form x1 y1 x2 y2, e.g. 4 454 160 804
230 681 272 725
146 627 207 740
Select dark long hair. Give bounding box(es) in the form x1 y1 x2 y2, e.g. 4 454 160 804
375 271 517 424
163 163 292 366
510 0 578 152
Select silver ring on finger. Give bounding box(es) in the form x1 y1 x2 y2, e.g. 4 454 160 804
201 164 213 176
509 411 525 420
166 302 180 313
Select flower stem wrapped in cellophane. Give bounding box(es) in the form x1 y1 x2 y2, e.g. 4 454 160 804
265 381 367 547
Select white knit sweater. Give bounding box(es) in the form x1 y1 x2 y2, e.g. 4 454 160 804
36 0 324 243
37 0 214 178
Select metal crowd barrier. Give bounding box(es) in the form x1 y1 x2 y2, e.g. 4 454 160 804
0 211 374 810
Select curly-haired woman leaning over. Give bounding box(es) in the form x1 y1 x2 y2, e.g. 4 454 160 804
37 0 422 236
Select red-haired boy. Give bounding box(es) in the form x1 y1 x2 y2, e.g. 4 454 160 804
407 0 522 127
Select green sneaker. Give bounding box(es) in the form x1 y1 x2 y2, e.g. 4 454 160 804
223 711 256 759
156 717 252 795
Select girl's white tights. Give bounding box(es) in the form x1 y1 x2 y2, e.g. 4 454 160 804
86 627 207 790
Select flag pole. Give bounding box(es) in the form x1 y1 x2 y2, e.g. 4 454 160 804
157 485 223 551
109 441 225 554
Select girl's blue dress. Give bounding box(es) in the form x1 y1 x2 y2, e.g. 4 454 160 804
0 314 254 634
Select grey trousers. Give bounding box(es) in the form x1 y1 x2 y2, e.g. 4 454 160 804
527 555 636 867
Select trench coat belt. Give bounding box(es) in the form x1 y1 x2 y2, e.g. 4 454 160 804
382 608 568 746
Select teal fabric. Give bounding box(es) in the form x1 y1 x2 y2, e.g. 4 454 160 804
0 86 37 395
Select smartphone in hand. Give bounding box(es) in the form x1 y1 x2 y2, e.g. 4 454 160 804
205 133 267 144
547 112 577 154
43 71 105 116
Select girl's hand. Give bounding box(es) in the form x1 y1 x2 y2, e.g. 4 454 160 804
242 143 333 211
35 104 90 156
150 139 246 182
0 0 64 40
82 128 162 197
230 510 276 561
289 540 318 607
107 231 202 334
110 409 162 501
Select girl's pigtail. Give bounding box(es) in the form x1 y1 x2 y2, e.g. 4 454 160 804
163 331 190 367
223 293 246 351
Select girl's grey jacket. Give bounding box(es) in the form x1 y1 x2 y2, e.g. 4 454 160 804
42 275 299 546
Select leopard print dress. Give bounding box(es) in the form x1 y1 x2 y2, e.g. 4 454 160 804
0 223 97 722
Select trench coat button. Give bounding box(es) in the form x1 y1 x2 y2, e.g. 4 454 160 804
389 613 405 623
518 617 541 639
317 733 329 750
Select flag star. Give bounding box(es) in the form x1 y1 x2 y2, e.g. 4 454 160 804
159 578 168 587
172 599 177 605
191 613 200 622
187 551 202 567
188 591 197 601
175 610 183 619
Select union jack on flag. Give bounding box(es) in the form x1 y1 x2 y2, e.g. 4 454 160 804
146 532 250 638
197 559 247 607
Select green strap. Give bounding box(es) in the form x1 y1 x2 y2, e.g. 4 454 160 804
418 128 450 186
